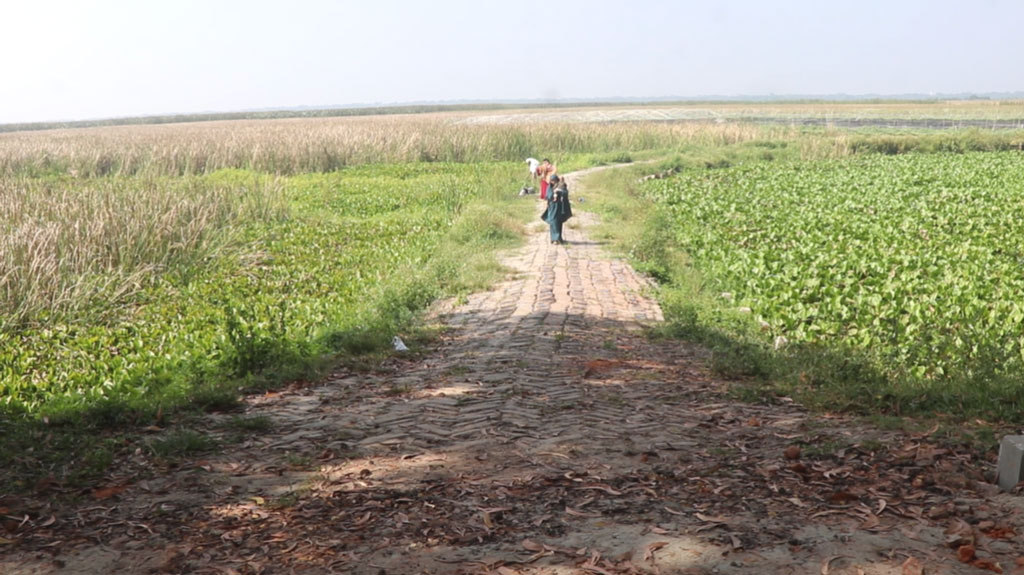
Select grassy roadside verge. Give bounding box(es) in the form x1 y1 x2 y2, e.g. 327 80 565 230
0 162 535 494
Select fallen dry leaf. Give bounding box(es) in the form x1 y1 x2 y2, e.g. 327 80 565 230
958 545 977 563
858 512 880 530
826 491 859 504
578 484 623 496
970 558 1003 574
643 541 668 562
524 550 553 564
783 496 806 508
521 539 544 552
34 476 58 494
821 555 849 575
565 506 601 518
583 359 623 378
38 515 56 528
944 519 974 547
784 445 802 460
694 513 727 523
913 423 941 439
982 526 1017 540
901 556 924 575
822 466 852 480
91 485 129 500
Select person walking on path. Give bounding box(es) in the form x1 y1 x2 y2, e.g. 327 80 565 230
538 159 556 200
543 174 572 244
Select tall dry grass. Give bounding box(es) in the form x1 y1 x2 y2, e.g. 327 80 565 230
0 175 284 328
4 101 1022 176
0 115 788 177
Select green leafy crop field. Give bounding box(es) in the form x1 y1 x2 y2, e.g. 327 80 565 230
643 151 1024 416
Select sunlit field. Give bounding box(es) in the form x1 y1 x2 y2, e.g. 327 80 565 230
0 114 787 421
637 151 1024 419
2 102 1024 479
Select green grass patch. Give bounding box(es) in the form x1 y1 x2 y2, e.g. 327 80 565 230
146 428 219 460
224 414 274 433
847 129 1024 155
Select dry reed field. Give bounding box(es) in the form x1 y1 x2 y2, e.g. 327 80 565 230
4 101 1022 179
0 114 789 177
0 175 284 329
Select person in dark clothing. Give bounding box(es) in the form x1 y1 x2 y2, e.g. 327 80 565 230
544 174 572 244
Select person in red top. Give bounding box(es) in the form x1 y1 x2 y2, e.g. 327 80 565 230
538 159 555 199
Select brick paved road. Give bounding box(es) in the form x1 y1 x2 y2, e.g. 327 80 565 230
8 168 1009 575
246 168 703 468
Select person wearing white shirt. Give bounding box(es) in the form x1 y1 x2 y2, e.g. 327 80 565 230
526 157 540 176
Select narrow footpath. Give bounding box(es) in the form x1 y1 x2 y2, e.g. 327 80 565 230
5 169 1024 575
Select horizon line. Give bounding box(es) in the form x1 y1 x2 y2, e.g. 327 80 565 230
4 92 1024 131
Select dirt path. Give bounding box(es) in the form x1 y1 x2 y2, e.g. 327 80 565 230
4 169 1024 574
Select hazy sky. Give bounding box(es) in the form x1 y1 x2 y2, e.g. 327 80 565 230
2 0 1020 123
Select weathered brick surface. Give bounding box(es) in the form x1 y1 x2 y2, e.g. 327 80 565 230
244 171 686 460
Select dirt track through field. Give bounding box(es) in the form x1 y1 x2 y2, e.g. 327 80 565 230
5 167 1024 574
